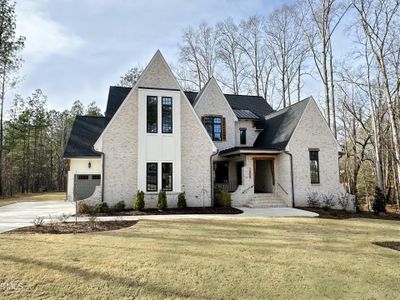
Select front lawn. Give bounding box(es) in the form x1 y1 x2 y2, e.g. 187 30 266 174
0 192 65 207
0 217 399 299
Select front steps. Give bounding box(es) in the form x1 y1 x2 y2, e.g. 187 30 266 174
244 193 288 208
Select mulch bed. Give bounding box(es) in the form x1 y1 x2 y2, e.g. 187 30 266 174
373 241 400 252
303 207 400 221
80 207 243 217
6 220 138 234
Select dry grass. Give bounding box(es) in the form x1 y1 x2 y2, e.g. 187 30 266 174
0 192 65 207
0 217 399 299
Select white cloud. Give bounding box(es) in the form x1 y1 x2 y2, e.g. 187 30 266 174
16 0 85 62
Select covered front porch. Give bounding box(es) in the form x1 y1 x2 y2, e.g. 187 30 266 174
213 148 293 208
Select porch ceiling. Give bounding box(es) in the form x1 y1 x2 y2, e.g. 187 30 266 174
219 147 282 157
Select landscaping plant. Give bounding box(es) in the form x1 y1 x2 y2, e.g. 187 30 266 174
95 202 109 213
134 190 145 211
157 190 168 210
113 200 126 211
177 192 187 209
216 189 232 208
372 186 386 214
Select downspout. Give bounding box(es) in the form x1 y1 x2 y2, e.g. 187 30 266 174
210 149 219 206
284 151 295 208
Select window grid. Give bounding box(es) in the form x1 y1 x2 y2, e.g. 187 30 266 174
162 97 173 133
162 163 173 191
147 96 158 133
204 116 222 141
309 151 320 184
146 163 158 192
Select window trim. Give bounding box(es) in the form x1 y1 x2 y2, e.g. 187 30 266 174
146 162 158 192
161 96 173 134
161 162 173 191
309 150 320 184
146 95 158 134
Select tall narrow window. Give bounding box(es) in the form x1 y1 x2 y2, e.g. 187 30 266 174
162 163 173 191
309 151 320 184
146 163 158 191
240 128 247 145
162 97 173 133
203 116 223 141
147 96 158 133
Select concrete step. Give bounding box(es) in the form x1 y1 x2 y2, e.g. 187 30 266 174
244 193 288 208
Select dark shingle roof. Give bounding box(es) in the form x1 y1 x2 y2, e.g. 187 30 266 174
105 86 131 125
63 116 105 158
233 109 260 120
253 97 311 150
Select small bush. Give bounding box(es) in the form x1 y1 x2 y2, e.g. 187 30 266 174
216 189 232 208
322 193 335 209
95 202 109 213
112 201 126 211
307 192 320 207
372 186 386 214
32 216 44 227
78 202 92 214
88 215 97 230
337 192 350 210
177 192 187 209
157 190 168 210
134 190 145 211
57 213 71 223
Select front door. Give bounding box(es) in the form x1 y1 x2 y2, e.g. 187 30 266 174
254 159 274 193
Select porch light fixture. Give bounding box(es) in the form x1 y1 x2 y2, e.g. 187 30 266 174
88 161 92 169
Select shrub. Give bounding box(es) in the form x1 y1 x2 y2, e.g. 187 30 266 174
88 215 97 230
157 190 168 210
134 190 145 211
306 192 320 207
177 192 187 209
112 201 126 211
216 189 232 208
78 202 92 214
372 186 386 214
32 216 44 227
95 202 109 213
57 213 71 223
337 192 350 210
322 193 335 210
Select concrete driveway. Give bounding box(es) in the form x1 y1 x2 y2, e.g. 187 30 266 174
0 201 75 233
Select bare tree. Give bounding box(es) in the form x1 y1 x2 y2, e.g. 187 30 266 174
265 4 309 107
353 0 400 203
178 22 218 90
216 18 247 94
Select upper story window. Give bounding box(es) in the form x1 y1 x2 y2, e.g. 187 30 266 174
240 128 247 145
202 116 226 141
162 97 173 133
309 150 320 184
147 96 158 133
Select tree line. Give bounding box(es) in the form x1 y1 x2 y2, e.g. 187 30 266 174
173 0 400 208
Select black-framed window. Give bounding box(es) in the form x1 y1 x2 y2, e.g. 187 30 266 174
162 163 173 191
240 128 247 145
77 175 88 180
146 163 158 191
309 151 320 184
204 116 222 141
147 96 158 133
162 97 173 133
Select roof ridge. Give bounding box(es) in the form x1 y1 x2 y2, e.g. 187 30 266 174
265 97 311 119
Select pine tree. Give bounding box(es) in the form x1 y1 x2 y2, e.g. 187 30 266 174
372 186 386 214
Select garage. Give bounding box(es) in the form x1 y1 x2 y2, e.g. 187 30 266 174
73 174 101 201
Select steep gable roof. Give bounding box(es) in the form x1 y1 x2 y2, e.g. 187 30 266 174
105 86 131 125
253 97 312 150
63 116 105 158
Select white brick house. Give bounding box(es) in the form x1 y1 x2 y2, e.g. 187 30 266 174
64 50 349 209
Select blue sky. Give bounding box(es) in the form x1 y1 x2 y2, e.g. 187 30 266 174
13 0 346 112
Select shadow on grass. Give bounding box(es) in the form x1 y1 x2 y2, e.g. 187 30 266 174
0 254 210 299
